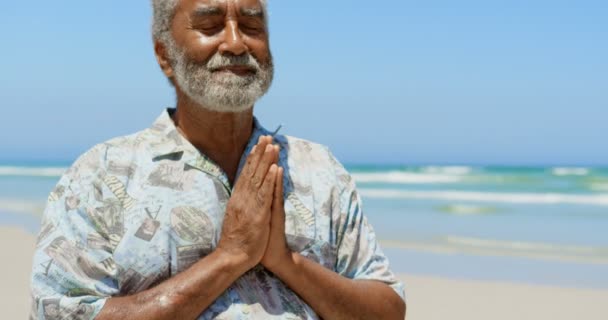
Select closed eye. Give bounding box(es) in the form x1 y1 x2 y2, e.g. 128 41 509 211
193 24 224 35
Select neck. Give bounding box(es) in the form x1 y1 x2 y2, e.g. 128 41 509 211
172 90 254 185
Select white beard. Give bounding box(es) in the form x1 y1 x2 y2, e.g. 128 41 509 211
171 48 274 113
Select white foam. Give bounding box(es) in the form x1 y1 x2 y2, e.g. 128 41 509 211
552 167 590 176
352 171 463 184
359 188 608 206
444 236 600 255
0 166 66 177
421 166 474 175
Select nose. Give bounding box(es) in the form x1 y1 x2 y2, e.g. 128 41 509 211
218 20 247 56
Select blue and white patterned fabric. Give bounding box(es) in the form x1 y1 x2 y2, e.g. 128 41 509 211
30 108 405 319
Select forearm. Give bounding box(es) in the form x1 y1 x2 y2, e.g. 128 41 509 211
97 249 251 320
271 252 405 320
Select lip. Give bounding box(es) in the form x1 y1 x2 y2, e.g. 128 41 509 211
213 66 255 76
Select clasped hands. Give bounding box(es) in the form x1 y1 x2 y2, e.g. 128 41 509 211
216 135 292 274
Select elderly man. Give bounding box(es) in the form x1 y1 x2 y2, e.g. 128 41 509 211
30 0 406 319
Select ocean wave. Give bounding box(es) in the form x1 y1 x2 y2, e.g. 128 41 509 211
352 171 463 184
444 236 601 255
420 166 474 175
380 236 608 264
552 167 590 176
0 166 66 177
359 188 608 206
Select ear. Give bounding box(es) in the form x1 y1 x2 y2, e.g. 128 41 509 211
154 40 174 79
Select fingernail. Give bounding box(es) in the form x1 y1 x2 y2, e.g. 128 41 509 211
265 144 273 152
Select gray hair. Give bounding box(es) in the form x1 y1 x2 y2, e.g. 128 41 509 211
151 0 268 46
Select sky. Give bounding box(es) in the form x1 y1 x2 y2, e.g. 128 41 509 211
0 0 606 166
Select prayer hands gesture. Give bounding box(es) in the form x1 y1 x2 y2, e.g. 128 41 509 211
217 135 290 271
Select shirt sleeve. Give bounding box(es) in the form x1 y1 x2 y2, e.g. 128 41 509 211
328 151 406 302
30 146 120 320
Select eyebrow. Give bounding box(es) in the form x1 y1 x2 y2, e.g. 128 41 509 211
191 6 224 17
240 7 265 19
190 6 265 22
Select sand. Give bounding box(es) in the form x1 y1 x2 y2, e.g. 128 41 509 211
1 226 36 319
402 274 608 320
2 225 606 320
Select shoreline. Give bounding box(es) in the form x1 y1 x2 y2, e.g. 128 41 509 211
3 226 608 319
3 210 607 290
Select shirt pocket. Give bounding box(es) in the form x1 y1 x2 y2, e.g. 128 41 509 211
168 205 216 274
284 192 338 270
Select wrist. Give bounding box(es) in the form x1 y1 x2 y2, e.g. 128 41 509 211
213 247 255 276
268 251 298 277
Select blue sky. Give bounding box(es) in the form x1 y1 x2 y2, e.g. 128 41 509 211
1 0 606 166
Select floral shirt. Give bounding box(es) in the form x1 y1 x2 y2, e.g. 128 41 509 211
30 108 405 319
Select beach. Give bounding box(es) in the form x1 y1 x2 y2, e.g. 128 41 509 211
404 275 608 320
1 227 36 319
3 225 607 320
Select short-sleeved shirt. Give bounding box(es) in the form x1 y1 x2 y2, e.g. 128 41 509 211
30 108 405 319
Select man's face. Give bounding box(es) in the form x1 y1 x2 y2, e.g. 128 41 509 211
165 0 274 112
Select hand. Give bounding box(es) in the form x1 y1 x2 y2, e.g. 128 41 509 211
217 135 279 270
261 165 293 273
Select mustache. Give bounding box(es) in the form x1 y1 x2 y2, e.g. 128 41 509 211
206 53 261 71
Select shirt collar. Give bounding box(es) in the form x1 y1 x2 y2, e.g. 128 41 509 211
148 108 273 188
149 108 190 159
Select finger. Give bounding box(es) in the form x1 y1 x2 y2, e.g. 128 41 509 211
270 167 285 230
252 142 278 189
273 166 285 209
271 166 286 226
257 164 278 210
242 136 270 180
272 144 280 163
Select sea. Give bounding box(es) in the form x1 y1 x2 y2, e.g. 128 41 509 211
2 163 607 289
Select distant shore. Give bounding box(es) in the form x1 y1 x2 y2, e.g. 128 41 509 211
3 226 607 320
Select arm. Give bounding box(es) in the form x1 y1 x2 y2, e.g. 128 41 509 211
273 252 405 320
262 167 406 320
97 249 249 320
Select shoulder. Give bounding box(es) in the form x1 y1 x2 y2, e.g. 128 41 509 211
278 134 354 191
62 128 155 186
280 135 334 168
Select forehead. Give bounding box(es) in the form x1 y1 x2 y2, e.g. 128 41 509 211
179 0 263 11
